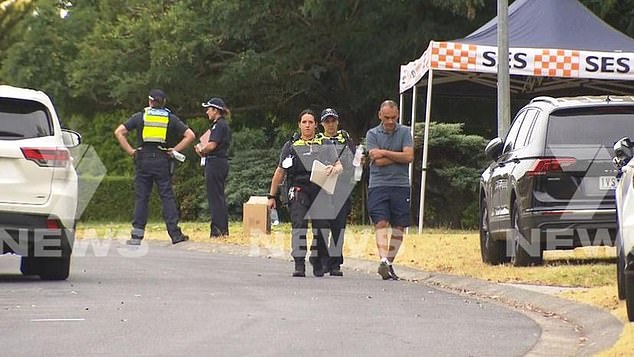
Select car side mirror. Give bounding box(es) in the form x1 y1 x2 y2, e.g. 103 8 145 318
62 129 82 148
484 137 503 160
613 136 633 169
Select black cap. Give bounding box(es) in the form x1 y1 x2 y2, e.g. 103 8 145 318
320 108 339 122
148 89 167 101
202 97 226 111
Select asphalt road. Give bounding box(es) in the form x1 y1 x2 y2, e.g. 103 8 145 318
0 240 541 357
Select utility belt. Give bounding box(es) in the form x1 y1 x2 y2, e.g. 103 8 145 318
135 150 169 160
287 183 319 200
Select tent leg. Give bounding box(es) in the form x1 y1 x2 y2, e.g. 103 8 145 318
408 86 419 235
419 70 433 234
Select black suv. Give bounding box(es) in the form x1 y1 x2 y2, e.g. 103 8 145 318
480 96 634 266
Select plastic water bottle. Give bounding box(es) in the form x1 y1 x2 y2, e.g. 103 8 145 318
353 145 364 181
270 208 279 226
353 145 364 167
171 150 186 162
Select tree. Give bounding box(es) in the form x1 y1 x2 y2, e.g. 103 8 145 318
0 0 34 82
2 0 493 136
581 0 634 37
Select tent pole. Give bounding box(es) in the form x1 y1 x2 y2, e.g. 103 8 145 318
407 86 418 236
399 94 404 125
409 85 417 194
418 70 433 234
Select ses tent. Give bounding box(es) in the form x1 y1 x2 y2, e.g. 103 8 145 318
400 0 634 232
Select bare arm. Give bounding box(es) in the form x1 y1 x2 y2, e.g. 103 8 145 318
114 124 136 157
369 146 414 166
196 140 218 156
267 166 286 209
172 128 195 153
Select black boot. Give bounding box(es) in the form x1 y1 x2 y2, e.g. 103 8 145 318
312 262 325 277
329 266 343 277
292 260 305 277
309 256 325 277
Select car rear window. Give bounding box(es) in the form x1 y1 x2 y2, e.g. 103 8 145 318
0 97 53 140
546 106 634 146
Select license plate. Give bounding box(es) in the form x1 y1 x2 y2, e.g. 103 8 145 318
599 176 619 190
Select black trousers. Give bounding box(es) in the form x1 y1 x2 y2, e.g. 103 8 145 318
327 198 351 269
205 157 229 236
289 187 329 267
132 155 183 241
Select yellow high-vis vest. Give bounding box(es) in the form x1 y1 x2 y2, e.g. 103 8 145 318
142 107 169 143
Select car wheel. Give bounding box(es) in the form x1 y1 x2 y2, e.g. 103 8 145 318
480 198 508 265
625 266 634 322
617 229 626 300
20 256 40 276
511 201 543 267
38 256 71 281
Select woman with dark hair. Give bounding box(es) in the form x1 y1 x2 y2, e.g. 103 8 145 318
266 109 342 277
195 97 231 237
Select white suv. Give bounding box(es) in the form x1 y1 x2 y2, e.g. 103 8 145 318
0 85 81 280
612 137 634 322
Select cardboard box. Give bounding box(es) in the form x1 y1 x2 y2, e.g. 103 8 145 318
243 196 271 235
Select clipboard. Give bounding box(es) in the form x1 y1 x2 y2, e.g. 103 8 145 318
310 160 339 194
200 129 211 145
199 129 211 166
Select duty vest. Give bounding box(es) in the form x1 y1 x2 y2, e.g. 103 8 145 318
287 135 325 185
319 130 348 144
319 130 354 171
142 107 170 144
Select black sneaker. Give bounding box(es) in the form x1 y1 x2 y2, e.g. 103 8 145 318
377 261 390 280
329 266 343 277
126 237 142 246
388 265 400 280
172 235 189 244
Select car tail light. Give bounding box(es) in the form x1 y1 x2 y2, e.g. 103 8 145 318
46 219 61 229
21 147 71 168
527 158 576 176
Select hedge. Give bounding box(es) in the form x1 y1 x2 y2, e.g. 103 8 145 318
78 176 163 222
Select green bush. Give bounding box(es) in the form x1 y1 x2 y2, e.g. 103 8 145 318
78 176 162 222
412 122 488 228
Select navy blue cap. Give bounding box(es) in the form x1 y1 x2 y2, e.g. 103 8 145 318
202 97 226 111
148 89 167 101
320 108 339 122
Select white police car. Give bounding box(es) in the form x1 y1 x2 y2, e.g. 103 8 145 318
612 136 634 321
0 85 81 280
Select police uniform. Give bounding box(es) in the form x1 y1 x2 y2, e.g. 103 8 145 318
123 103 188 243
278 134 338 276
204 114 230 237
319 129 355 274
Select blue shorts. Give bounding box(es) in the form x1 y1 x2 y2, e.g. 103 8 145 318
367 186 411 227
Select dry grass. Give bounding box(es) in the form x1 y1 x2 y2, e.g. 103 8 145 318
76 222 632 355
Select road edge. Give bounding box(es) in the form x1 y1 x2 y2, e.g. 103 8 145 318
173 240 623 356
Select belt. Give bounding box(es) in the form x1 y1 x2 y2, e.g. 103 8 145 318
136 151 169 159
205 155 228 159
